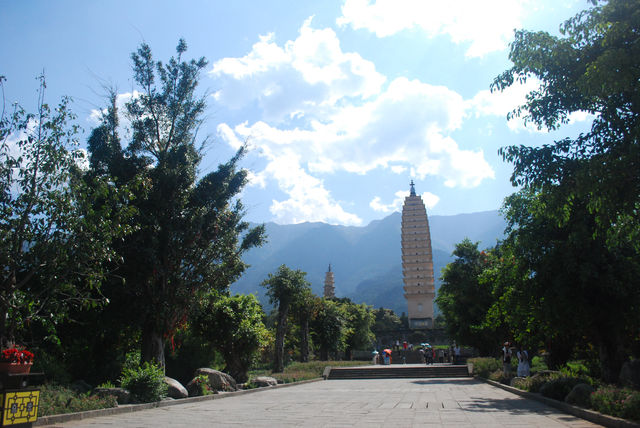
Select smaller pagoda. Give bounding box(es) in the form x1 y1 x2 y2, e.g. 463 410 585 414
323 264 336 298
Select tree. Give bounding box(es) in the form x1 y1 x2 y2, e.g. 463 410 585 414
0 75 130 347
291 287 315 362
492 0 640 381
344 302 375 358
86 40 265 367
192 292 267 383
310 298 346 360
435 239 499 355
261 265 311 372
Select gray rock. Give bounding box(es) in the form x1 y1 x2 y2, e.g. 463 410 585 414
619 360 640 389
565 383 595 407
195 368 237 392
252 376 278 387
164 376 188 399
92 387 131 404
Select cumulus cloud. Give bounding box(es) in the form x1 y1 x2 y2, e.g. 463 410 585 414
468 78 594 132
211 17 386 122
211 19 496 225
337 0 527 58
370 190 439 213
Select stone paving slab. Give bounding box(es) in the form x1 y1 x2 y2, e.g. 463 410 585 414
48 377 604 428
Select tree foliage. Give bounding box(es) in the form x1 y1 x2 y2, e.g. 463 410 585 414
192 292 267 383
487 0 640 381
0 75 131 346
261 265 311 372
435 239 501 355
86 40 265 367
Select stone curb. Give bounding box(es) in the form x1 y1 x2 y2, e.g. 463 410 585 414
35 377 323 426
482 378 639 428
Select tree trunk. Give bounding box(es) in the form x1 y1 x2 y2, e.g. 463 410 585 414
141 324 165 371
273 304 289 373
299 316 309 363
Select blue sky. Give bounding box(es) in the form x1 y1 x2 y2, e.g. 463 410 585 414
2 0 592 226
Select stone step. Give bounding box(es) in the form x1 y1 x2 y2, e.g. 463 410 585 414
326 365 470 380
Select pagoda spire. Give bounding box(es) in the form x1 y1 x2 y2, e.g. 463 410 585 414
410 180 416 196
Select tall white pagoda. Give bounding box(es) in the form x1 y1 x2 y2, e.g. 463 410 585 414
401 181 435 329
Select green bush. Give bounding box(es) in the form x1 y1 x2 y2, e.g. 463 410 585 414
468 357 501 379
119 361 167 403
539 376 586 401
591 386 640 421
513 372 559 392
530 356 547 375
190 374 214 396
490 369 511 385
38 384 117 416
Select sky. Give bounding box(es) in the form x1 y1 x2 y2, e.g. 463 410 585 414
1 0 593 226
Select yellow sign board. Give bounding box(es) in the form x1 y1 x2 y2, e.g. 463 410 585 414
0 389 39 426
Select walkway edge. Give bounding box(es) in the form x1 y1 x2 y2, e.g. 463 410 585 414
482 378 639 428
35 377 323 426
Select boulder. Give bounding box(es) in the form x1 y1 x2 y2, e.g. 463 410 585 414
164 376 188 399
92 387 131 404
252 376 278 388
195 368 237 392
619 360 640 389
565 383 595 407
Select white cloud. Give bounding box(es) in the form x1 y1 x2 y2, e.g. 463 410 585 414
264 152 362 225
468 79 594 132
212 19 496 225
337 0 528 58
211 17 386 122
370 189 439 213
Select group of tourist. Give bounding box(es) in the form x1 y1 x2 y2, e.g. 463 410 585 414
502 341 530 377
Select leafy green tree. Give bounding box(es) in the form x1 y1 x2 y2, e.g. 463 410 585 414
371 308 402 336
342 301 375 358
435 239 499 355
0 75 130 346
261 265 311 372
86 40 265 368
310 298 346 360
291 287 315 362
492 0 640 381
192 292 268 383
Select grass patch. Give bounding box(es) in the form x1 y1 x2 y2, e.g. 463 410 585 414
249 360 371 383
38 384 118 416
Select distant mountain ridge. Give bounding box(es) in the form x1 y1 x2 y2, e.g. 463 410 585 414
231 210 506 315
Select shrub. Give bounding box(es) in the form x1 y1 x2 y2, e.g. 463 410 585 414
119 361 167 403
621 392 640 422
97 381 115 388
468 357 501 379
591 386 640 421
513 371 560 392
530 356 547 375
191 374 213 396
488 369 511 384
38 384 117 416
539 376 587 401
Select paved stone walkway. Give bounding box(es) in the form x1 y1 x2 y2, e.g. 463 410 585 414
54 378 601 427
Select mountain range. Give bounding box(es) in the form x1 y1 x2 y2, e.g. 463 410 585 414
231 210 506 315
